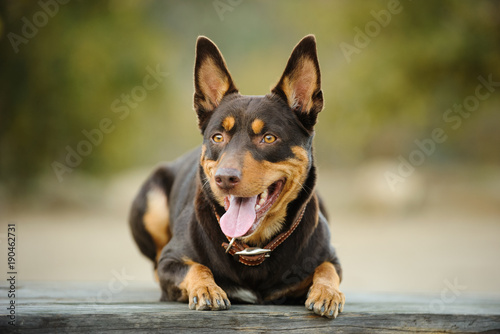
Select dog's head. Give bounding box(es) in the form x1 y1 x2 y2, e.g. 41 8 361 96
194 35 323 246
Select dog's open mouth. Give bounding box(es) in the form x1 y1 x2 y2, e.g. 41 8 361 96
219 179 285 238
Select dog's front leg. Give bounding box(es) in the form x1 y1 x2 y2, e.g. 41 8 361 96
305 261 345 318
177 259 231 311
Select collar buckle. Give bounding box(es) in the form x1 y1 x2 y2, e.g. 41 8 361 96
235 247 271 256
219 205 307 266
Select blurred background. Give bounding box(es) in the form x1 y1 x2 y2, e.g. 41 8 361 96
1 1 499 298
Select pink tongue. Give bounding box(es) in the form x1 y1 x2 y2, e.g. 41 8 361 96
220 196 258 238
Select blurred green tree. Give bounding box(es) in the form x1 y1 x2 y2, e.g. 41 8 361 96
1 0 499 197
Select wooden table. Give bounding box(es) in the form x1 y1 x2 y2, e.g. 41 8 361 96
2 282 500 333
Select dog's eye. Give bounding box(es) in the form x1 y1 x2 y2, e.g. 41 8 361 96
263 134 277 144
212 134 224 143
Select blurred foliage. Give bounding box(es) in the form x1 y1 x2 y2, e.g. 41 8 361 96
1 0 499 195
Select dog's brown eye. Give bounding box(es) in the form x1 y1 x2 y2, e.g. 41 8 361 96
263 134 277 144
212 134 224 143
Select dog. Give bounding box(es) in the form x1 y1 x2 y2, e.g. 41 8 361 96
129 35 345 318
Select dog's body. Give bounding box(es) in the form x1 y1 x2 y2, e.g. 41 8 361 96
129 35 344 318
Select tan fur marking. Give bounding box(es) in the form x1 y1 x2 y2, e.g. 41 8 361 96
208 146 309 246
201 146 217 178
179 261 230 310
244 146 309 245
179 263 216 293
222 116 235 131
182 257 196 267
200 145 216 179
198 58 230 110
200 144 207 160
305 262 345 318
282 57 317 112
143 188 171 263
312 262 342 286
200 147 227 207
251 119 265 134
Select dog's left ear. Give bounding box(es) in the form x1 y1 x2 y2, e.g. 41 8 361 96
194 36 238 131
271 35 323 131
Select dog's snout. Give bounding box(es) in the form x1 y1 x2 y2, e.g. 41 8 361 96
215 168 241 190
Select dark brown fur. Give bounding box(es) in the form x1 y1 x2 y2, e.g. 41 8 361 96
129 35 345 318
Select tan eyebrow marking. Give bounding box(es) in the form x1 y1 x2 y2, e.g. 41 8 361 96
222 116 235 131
251 119 265 134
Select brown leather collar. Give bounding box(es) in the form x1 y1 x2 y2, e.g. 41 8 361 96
214 205 307 266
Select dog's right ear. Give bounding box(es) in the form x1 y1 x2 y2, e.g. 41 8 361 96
271 35 323 132
194 36 238 131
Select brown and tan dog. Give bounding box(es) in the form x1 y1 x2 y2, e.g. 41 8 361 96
129 35 345 318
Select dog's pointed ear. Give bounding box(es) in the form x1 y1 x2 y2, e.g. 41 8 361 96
271 35 323 131
194 36 238 130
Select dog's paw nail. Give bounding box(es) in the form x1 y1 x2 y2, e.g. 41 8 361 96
193 296 198 304
329 309 334 317
216 299 221 306
206 299 211 306
224 299 231 307
321 304 325 313
308 302 314 311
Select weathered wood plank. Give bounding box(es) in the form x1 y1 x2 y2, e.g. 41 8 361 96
11 311 500 334
1 282 500 333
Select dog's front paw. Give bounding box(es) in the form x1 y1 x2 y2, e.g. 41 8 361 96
179 261 231 311
305 283 345 318
188 284 231 311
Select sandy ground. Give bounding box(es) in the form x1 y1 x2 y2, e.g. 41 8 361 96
1 161 499 299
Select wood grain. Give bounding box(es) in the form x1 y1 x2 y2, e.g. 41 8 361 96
2 282 499 333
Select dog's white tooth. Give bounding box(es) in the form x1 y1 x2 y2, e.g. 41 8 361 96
259 197 265 206
261 189 268 201
255 204 261 210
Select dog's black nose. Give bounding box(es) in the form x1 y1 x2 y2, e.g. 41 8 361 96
215 168 241 190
